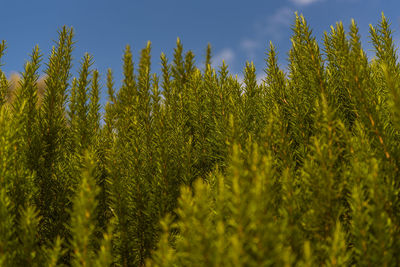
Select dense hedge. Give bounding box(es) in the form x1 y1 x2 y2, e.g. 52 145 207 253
1 12 400 266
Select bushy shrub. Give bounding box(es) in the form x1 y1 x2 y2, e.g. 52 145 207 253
0 12 399 267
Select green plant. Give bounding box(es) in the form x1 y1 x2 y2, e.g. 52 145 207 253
0 12 400 267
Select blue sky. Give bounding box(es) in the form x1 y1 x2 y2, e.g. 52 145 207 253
1 0 400 99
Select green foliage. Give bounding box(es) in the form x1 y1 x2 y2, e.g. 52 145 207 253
69 150 114 267
17 205 42 267
2 13 400 267
0 40 8 106
73 53 93 151
0 188 16 266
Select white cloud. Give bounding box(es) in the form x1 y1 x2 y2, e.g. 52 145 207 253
256 7 294 41
240 38 261 60
257 72 266 85
212 48 235 68
290 0 321 5
236 73 244 84
241 39 260 51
